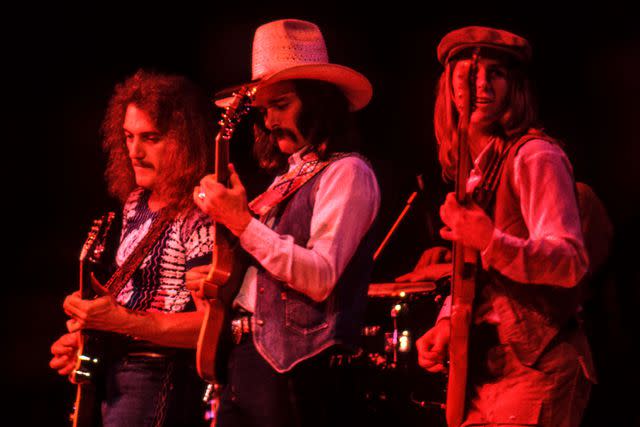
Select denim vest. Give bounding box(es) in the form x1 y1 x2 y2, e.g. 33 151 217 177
252 161 377 373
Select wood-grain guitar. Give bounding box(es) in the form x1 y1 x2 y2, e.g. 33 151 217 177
196 86 256 383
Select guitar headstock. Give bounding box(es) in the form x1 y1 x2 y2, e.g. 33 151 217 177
452 48 480 121
218 85 257 141
452 48 480 201
79 212 116 264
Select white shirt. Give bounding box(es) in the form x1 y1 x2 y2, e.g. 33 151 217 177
234 149 380 311
438 139 589 321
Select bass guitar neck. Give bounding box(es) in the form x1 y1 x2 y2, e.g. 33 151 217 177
445 50 480 427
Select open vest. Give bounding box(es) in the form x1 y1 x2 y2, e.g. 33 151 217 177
252 156 377 373
475 131 589 367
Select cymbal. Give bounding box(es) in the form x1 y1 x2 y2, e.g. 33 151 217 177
368 281 436 297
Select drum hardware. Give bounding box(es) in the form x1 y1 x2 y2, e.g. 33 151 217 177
385 302 413 367
362 325 381 336
410 392 447 411
361 289 438 370
357 272 449 425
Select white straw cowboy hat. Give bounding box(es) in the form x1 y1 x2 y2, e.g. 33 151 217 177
215 19 372 111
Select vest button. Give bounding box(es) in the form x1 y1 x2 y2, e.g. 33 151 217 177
259 287 265 293
256 319 265 326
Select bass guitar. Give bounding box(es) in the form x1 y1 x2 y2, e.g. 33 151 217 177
446 50 480 427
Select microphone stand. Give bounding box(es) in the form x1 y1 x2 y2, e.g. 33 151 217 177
373 175 424 261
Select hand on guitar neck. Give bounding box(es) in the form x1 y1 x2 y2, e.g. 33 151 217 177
60 272 205 349
63 290 129 334
194 163 253 237
439 193 494 252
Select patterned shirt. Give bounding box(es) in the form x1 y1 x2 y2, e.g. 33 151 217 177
115 189 214 313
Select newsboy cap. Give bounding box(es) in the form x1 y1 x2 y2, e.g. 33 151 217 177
437 26 532 65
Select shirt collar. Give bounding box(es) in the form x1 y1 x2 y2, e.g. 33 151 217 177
287 144 314 169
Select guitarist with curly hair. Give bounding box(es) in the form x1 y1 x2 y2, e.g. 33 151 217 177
50 69 215 427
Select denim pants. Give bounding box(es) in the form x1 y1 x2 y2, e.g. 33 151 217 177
216 334 358 427
101 353 207 427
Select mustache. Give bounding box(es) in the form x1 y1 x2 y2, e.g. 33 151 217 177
131 160 154 169
269 126 298 144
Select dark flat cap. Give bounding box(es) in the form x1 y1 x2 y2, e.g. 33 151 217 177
437 26 532 65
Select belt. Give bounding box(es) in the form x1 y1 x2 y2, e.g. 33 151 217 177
231 310 253 345
125 347 186 359
127 351 171 358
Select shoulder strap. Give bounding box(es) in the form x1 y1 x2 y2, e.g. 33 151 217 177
473 130 551 211
248 151 350 217
105 209 174 298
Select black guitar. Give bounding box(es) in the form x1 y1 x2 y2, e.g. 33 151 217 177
70 212 116 427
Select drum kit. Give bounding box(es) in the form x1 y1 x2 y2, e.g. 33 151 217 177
353 264 451 427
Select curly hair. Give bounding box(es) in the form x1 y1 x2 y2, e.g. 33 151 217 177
101 69 214 210
434 48 539 181
252 79 359 174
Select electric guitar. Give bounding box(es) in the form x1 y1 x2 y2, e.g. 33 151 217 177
196 86 256 383
446 51 480 427
70 212 116 427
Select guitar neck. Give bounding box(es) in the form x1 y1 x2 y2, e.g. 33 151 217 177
446 50 479 427
79 261 97 300
215 133 231 186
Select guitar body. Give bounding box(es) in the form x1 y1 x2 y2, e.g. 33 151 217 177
196 86 256 384
70 213 116 427
71 371 101 427
197 230 247 382
445 52 479 427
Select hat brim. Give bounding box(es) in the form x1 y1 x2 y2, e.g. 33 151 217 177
441 42 531 65
215 63 372 112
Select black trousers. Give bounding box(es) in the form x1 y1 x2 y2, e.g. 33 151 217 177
216 335 358 427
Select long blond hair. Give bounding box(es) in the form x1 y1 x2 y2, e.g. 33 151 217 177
434 50 538 180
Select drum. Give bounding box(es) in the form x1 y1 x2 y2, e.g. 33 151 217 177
352 277 449 427
363 281 439 369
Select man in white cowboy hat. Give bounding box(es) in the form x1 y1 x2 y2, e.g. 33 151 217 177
192 19 380 427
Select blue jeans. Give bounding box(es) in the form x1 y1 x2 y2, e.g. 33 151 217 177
216 335 358 427
102 353 207 427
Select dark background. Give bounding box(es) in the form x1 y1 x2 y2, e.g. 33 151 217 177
8 3 639 426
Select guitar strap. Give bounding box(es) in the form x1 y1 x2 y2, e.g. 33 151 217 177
248 150 350 218
472 131 551 214
104 209 174 298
